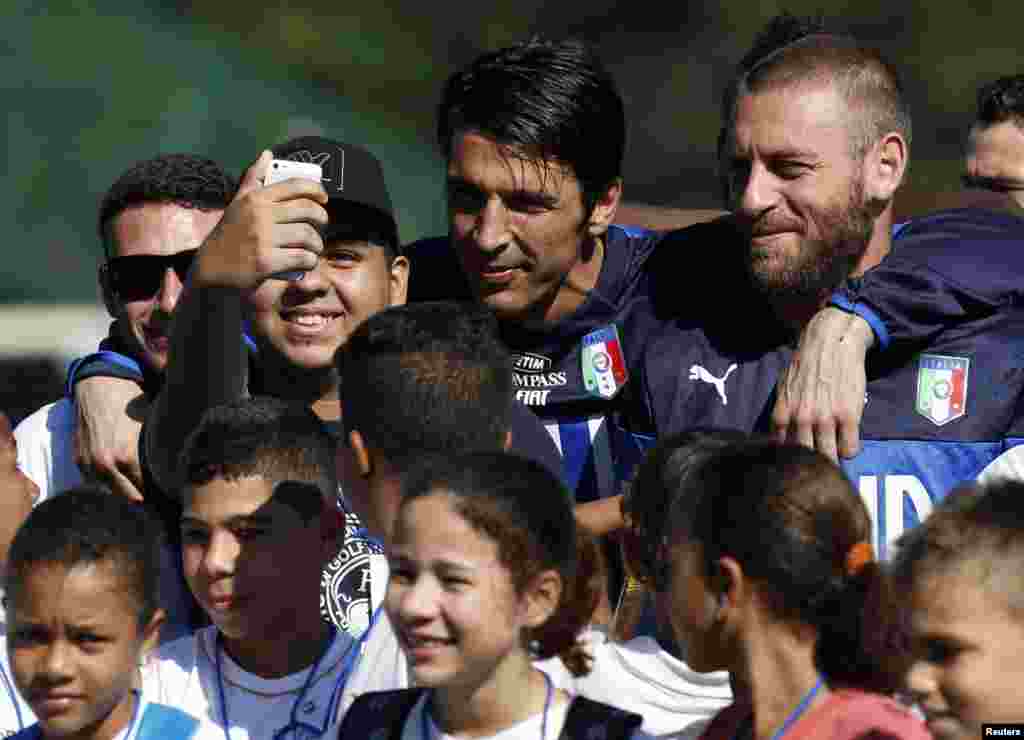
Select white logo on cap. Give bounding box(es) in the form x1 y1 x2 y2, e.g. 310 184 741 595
286 149 340 188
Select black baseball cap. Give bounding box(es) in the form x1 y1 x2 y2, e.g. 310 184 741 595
272 136 398 250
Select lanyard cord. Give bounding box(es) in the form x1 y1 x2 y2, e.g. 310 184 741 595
215 627 336 740
0 659 23 732
734 676 823 740
421 671 554 740
770 676 823 740
123 690 143 740
214 607 384 740
322 604 384 724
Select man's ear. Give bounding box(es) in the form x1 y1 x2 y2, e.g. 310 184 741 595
864 132 908 204
523 569 563 629
503 430 513 451
99 263 119 317
387 255 410 307
348 430 373 479
586 178 624 237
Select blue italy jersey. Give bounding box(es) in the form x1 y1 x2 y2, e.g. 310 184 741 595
842 207 1024 556
406 224 674 503
647 208 1024 557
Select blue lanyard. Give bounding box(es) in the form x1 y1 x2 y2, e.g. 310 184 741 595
0 660 24 732
770 677 823 740
123 690 143 740
735 676 822 740
420 671 553 740
321 604 384 723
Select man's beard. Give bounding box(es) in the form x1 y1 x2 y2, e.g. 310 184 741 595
747 182 874 305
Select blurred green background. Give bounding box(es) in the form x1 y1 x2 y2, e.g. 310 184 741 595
4 0 1021 305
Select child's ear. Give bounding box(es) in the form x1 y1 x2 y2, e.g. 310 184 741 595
522 569 563 629
348 430 373 479
140 608 166 655
714 556 744 621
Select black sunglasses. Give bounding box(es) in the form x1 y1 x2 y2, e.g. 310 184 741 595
105 249 197 302
960 174 1024 193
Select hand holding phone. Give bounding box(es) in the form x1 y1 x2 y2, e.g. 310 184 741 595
264 160 324 281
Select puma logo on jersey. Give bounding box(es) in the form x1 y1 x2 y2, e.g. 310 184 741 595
689 363 738 405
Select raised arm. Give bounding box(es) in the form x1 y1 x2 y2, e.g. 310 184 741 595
146 152 328 495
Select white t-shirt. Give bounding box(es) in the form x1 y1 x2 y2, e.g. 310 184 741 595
402 691 652 740
337 553 412 715
13 399 80 504
13 399 193 645
0 638 35 739
537 632 730 740
143 625 378 740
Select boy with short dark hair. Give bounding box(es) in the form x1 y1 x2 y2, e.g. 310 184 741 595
142 398 381 740
4 486 219 740
891 479 1024 740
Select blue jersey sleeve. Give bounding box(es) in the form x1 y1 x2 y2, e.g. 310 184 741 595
843 208 1024 350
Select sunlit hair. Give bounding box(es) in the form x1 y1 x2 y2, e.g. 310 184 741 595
401 452 601 676
98 153 236 258
666 440 897 691
6 485 164 626
891 479 1024 617
338 301 513 472
180 397 336 520
438 37 624 217
717 13 911 203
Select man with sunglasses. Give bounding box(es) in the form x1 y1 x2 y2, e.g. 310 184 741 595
15 154 233 501
13 153 234 641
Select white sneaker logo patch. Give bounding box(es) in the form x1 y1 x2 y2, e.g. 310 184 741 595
689 363 738 405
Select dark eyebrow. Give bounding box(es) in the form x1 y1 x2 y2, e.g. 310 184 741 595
507 189 559 207
180 513 276 528
446 176 559 206
961 173 1024 192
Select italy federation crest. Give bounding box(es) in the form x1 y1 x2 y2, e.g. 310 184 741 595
581 325 628 399
916 354 969 426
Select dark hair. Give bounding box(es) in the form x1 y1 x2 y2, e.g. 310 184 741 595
326 199 400 260
623 428 747 585
6 485 164 626
668 440 894 692
718 14 911 203
338 301 513 472
180 397 336 520
974 74 1024 129
891 478 1024 616
437 37 624 216
401 452 600 676
98 153 237 258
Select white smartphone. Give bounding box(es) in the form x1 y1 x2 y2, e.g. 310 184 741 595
264 159 323 186
265 159 323 281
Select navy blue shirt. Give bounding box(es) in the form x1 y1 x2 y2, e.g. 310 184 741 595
407 224 681 504
646 208 1024 558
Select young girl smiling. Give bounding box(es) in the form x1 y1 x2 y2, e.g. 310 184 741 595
338 452 649 740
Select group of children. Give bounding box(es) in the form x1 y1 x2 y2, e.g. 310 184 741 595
3 354 1023 740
